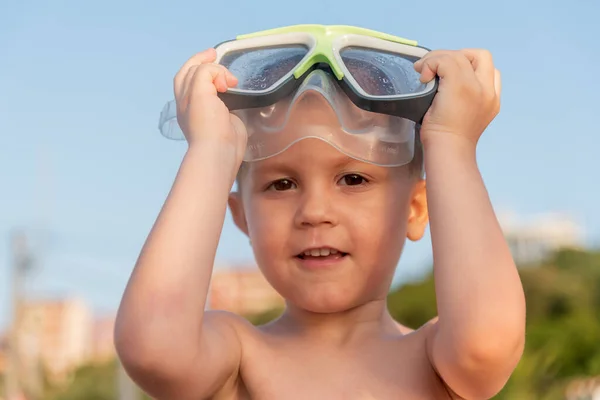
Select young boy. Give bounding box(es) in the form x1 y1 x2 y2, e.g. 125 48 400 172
114 27 526 399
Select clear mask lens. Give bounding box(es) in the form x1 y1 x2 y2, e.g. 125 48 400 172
234 69 416 167
339 46 427 96
219 45 308 92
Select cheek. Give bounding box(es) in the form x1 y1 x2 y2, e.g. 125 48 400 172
347 190 412 281
243 198 296 295
352 190 411 244
244 198 290 255
382 196 411 242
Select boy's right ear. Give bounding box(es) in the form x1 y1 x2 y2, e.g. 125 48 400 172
228 192 249 237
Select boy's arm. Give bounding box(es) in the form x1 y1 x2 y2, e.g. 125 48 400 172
416 51 526 400
114 145 244 400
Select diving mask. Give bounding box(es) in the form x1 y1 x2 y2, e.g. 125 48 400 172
158 24 436 166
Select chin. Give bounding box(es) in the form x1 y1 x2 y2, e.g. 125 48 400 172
288 286 367 314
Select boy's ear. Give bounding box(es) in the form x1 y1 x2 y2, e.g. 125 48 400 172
228 191 249 237
407 179 429 242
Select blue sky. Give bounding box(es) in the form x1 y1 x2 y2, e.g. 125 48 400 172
1 0 599 330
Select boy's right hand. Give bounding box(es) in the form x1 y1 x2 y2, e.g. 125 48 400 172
174 48 247 161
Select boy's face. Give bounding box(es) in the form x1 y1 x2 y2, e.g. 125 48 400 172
228 106 429 314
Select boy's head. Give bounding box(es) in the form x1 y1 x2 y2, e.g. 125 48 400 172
228 91 429 314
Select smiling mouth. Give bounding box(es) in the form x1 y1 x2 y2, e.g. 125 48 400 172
296 247 349 260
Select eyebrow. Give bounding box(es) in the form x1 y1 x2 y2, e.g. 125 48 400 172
250 161 295 177
251 154 360 177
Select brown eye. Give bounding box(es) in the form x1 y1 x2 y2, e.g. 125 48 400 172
340 174 367 186
270 179 296 191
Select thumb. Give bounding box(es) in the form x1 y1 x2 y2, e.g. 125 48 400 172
494 68 502 98
414 59 437 84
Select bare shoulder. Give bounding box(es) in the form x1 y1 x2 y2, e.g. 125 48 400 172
204 309 257 332
200 310 268 398
413 317 464 400
201 309 260 366
132 310 256 400
203 309 266 349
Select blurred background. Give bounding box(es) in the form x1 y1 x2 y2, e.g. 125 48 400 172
1 0 599 399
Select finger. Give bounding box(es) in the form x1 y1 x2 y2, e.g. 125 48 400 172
174 48 217 97
213 65 235 93
415 53 468 83
225 69 239 88
494 68 502 99
180 64 199 100
214 71 229 93
415 51 474 83
460 49 495 89
414 57 436 83
187 64 236 98
180 64 231 99
415 50 471 67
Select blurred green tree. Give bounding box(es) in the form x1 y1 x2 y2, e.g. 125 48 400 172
385 248 600 399
43 360 152 400
44 360 117 400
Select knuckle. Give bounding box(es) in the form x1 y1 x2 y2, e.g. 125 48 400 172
445 54 463 70
423 49 440 58
173 75 180 92
205 63 223 76
495 68 502 79
483 88 496 104
173 69 186 90
456 52 473 67
469 48 493 60
493 99 501 114
479 48 493 60
191 64 214 84
188 65 201 82
422 50 447 65
216 64 229 76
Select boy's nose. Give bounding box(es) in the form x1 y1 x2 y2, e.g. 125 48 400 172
294 187 338 229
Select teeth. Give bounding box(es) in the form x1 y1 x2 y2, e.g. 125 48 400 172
302 248 339 257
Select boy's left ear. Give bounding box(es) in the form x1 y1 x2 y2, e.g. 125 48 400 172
407 179 429 242
228 191 249 237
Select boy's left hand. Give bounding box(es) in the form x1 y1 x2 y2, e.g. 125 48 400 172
414 49 501 146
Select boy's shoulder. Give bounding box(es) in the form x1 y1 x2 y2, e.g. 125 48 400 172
208 311 461 399
204 309 258 340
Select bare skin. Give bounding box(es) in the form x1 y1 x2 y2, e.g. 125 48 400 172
114 47 526 400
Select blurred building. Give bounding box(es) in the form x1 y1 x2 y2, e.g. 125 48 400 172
17 297 93 383
91 315 116 363
209 265 284 316
0 264 282 392
0 333 6 376
0 297 117 389
498 212 585 265
565 376 600 400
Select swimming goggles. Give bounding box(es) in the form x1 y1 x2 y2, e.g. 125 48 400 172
158 24 437 166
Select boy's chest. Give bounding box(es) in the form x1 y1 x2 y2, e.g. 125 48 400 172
235 334 454 400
